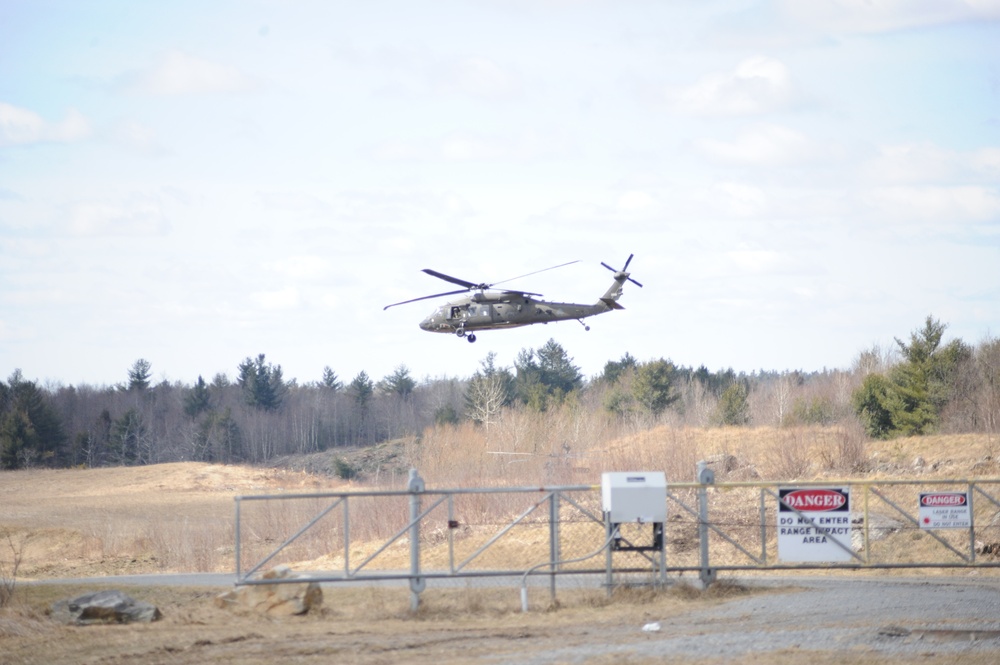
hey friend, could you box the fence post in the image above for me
[549,491,560,604]
[969,482,976,562]
[408,469,426,611]
[234,496,242,582]
[696,461,716,588]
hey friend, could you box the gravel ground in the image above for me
[515,576,1000,663]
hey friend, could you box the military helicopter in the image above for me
[384,254,642,343]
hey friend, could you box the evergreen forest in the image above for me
[2,317,999,471]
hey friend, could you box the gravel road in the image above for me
[516,575,1000,663]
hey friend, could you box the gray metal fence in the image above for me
[233,466,1000,609]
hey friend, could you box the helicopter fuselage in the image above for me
[419,293,613,335]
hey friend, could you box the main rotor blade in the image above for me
[383,289,468,310]
[498,289,544,298]
[422,269,481,290]
[492,260,580,287]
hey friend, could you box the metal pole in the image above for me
[863,484,870,564]
[605,512,614,597]
[343,496,350,577]
[759,488,767,564]
[448,493,456,574]
[235,497,242,582]
[659,520,667,587]
[969,482,976,563]
[549,491,560,604]
[408,469,426,611]
[696,461,716,588]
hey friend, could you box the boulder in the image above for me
[851,513,904,551]
[50,590,162,625]
[215,565,322,616]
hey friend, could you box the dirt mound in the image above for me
[267,439,412,482]
[0,463,347,579]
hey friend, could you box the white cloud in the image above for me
[547,202,603,224]
[108,119,163,154]
[257,191,332,217]
[440,134,507,161]
[267,256,331,280]
[431,56,521,101]
[867,185,1000,224]
[696,124,828,166]
[122,51,257,95]
[375,128,574,163]
[616,191,657,213]
[779,0,1000,34]
[726,249,786,274]
[68,197,169,236]
[972,148,1000,175]
[665,57,800,116]
[703,182,770,217]
[251,287,300,310]
[864,143,1000,184]
[0,102,91,147]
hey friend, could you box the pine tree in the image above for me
[633,359,681,415]
[852,316,970,438]
[127,359,152,391]
[349,371,374,410]
[715,381,750,426]
[379,365,416,398]
[600,353,638,384]
[184,376,211,419]
[0,372,67,468]
[852,374,895,439]
[237,354,286,411]
[321,366,342,392]
[514,339,582,409]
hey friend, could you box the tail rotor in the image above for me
[601,254,643,287]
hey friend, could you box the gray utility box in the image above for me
[601,471,667,524]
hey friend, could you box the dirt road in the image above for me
[5,574,999,664]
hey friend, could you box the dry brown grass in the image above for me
[2,429,1000,663]
[1,428,999,582]
[0,579,775,665]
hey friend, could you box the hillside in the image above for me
[1,429,998,580]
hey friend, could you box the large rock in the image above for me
[50,590,162,625]
[215,565,322,616]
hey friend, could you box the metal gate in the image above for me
[233,466,1000,608]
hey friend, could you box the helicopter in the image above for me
[383,254,642,343]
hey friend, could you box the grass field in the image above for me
[2,427,999,664]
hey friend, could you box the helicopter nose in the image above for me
[419,316,432,331]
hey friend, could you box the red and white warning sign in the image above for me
[918,492,971,529]
[777,488,853,562]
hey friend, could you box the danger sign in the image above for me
[777,488,853,562]
[919,492,971,529]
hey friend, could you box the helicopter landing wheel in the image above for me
[467,334,477,343]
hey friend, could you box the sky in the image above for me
[1,0,999,389]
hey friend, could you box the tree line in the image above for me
[2,317,999,471]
